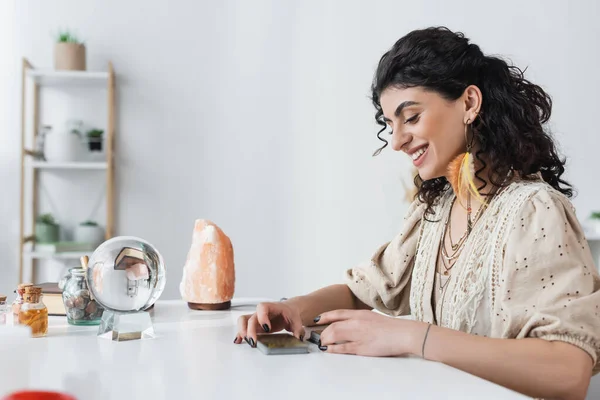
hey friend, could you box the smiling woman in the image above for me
[235,27,600,400]
[371,27,569,219]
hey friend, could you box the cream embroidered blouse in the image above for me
[345,180,600,372]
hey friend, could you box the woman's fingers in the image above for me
[233,336,244,344]
[256,303,277,333]
[235,314,250,344]
[246,313,268,347]
[319,320,356,346]
[323,342,357,355]
[314,309,367,325]
[288,313,306,341]
[235,303,306,346]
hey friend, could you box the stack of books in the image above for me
[37,282,66,316]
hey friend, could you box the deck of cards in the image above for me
[256,333,309,355]
[308,329,323,345]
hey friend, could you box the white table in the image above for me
[0,299,528,400]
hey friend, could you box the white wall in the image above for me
[3,0,600,296]
[4,0,600,296]
[0,1,19,289]
[3,0,600,398]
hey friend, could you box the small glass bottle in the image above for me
[0,294,7,325]
[18,286,48,337]
[12,283,33,325]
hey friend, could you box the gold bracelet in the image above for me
[421,323,432,359]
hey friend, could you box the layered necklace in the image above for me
[435,192,488,326]
[438,193,487,291]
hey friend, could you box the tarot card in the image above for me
[256,333,309,355]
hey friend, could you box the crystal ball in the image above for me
[86,236,166,313]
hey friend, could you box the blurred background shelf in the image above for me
[24,251,91,260]
[19,58,116,284]
[26,69,109,87]
[28,161,108,170]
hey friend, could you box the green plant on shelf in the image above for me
[37,213,58,226]
[86,129,104,151]
[80,220,99,226]
[56,30,82,44]
[86,129,104,138]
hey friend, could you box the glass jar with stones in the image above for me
[60,268,104,325]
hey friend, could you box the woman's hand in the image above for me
[234,302,305,347]
[314,309,425,357]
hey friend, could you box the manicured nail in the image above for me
[249,338,256,347]
[234,337,238,343]
[244,336,250,345]
[319,345,328,351]
[300,334,304,342]
[313,316,321,323]
[262,324,270,333]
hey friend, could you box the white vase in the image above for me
[74,225,105,248]
[44,129,83,162]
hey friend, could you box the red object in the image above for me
[2,391,76,400]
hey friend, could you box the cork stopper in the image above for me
[0,295,7,302]
[80,255,89,270]
[18,283,33,290]
[16,283,34,297]
[23,286,42,303]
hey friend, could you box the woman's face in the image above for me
[380,86,469,181]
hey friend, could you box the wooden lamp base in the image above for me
[187,301,231,311]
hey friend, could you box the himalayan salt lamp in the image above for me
[180,220,235,310]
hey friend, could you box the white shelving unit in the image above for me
[26,69,109,87]
[28,161,108,170]
[585,234,600,272]
[19,58,116,284]
[24,251,91,260]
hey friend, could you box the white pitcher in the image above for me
[44,119,84,162]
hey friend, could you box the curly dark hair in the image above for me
[370,27,572,216]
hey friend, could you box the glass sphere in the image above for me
[86,236,166,313]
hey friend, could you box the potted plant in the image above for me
[86,129,104,152]
[35,214,60,243]
[74,220,105,248]
[54,30,86,71]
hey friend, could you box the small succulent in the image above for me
[80,220,99,226]
[56,30,81,44]
[86,129,104,138]
[590,212,600,220]
[37,213,58,225]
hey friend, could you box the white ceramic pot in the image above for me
[44,129,83,162]
[74,225,105,248]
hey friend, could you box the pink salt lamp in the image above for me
[180,220,235,310]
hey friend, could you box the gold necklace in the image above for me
[436,189,498,324]
[446,194,487,254]
[438,193,488,280]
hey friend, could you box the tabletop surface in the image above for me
[0,299,529,400]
